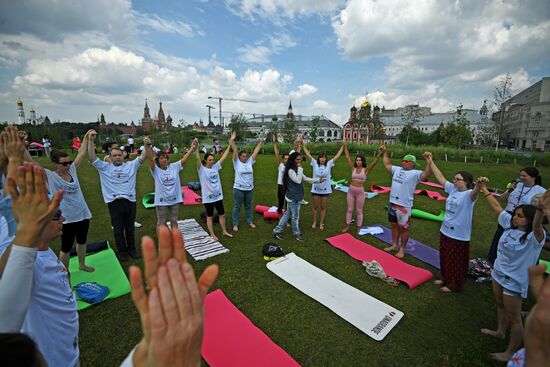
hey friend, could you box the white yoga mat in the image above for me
[177,219,229,260]
[267,253,404,341]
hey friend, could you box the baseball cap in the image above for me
[402,154,421,167]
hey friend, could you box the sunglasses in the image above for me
[52,209,63,221]
[57,161,73,167]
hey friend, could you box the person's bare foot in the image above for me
[223,232,233,238]
[341,225,349,233]
[286,223,291,228]
[440,286,452,293]
[434,280,444,285]
[249,223,256,229]
[395,249,405,258]
[312,223,317,229]
[319,224,324,230]
[480,328,505,339]
[211,234,219,241]
[232,225,238,232]
[384,245,398,252]
[79,265,95,272]
[491,352,514,362]
[356,226,361,234]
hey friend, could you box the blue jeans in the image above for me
[273,199,301,236]
[232,188,254,226]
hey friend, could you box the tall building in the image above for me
[17,98,25,124]
[496,77,550,151]
[28,107,37,125]
[140,99,172,132]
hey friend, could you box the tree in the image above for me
[399,105,422,146]
[309,116,320,143]
[228,113,248,141]
[282,117,299,143]
[492,73,513,151]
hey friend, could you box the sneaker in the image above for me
[273,232,283,240]
[301,199,308,205]
[128,250,142,260]
[118,252,129,262]
[295,235,306,242]
[134,221,143,228]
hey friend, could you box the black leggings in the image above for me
[277,184,286,214]
[204,200,225,217]
[61,219,90,252]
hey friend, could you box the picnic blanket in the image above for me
[177,219,229,260]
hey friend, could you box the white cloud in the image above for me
[131,10,204,38]
[225,0,344,22]
[313,99,330,109]
[289,84,317,99]
[237,33,297,64]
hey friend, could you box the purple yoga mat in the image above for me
[369,225,440,269]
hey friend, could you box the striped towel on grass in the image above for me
[177,219,230,260]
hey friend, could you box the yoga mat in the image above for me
[331,178,348,185]
[69,246,131,311]
[182,186,202,206]
[202,289,300,367]
[369,225,440,269]
[325,234,432,288]
[370,184,391,194]
[255,205,271,214]
[177,219,229,260]
[370,184,446,201]
[539,259,550,274]
[335,184,378,199]
[411,209,445,222]
[420,181,444,189]
[267,253,404,340]
[69,240,108,257]
[264,211,283,219]
[142,193,155,208]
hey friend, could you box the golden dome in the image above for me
[360,97,370,109]
[29,107,35,112]
[17,98,23,107]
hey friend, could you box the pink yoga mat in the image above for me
[202,289,300,367]
[325,234,433,288]
[420,181,444,189]
[370,184,391,194]
[255,205,270,214]
[370,184,446,201]
[181,186,202,205]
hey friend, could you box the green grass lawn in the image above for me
[36,154,550,367]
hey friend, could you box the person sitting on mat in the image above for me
[272,134,289,217]
[478,181,549,362]
[273,152,324,242]
[227,132,264,232]
[302,142,344,230]
[88,130,150,261]
[341,139,383,234]
[150,139,198,229]
[44,130,95,272]
[425,155,481,292]
[486,167,545,266]
[382,146,433,258]
[194,138,233,241]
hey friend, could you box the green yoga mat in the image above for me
[539,259,550,274]
[69,246,131,310]
[142,193,155,209]
[411,209,446,222]
[331,178,348,185]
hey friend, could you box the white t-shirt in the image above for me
[440,182,476,241]
[389,165,423,208]
[311,159,335,194]
[92,158,142,203]
[150,161,183,206]
[45,165,92,224]
[504,183,546,212]
[199,162,223,204]
[493,211,546,298]
[127,137,134,145]
[277,163,285,185]
[22,248,79,367]
[233,158,255,191]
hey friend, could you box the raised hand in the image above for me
[143,137,152,146]
[89,130,98,140]
[422,151,432,161]
[2,126,26,160]
[230,131,237,140]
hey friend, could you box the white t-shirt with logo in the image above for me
[21,248,79,367]
[199,162,223,204]
[504,183,546,212]
[277,163,285,185]
[233,158,255,191]
[311,159,335,194]
[92,158,142,203]
[389,165,423,208]
[440,182,476,241]
[150,161,183,206]
[45,165,92,224]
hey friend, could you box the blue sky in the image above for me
[1,0,549,126]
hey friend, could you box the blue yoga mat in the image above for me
[368,225,440,269]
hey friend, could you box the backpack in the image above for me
[74,282,110,305]
[188,181,201,191]
[468,258,492,280]
[262,243,284,261]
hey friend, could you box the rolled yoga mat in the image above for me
[69,245,131,310]
[331,178,348,185]
[267,252,404,341]
[142,193,155,208]
[411,209,446,222]
[369,225,440,269]
[325,233,433,288]
[255,205,270,214]
[202,289,300,367]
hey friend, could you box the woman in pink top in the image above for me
[341,140,383,233]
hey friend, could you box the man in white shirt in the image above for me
[127,135,135,151]
[88,130,150,261]
[382,147,432,258]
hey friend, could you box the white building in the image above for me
[17,98,25,124]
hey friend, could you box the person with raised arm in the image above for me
[88,130,150,261]
[272,134,290,217]
[425,155,481,292]
[478,181,549,363]
[381,146,433,258]
[228,134,264,232]
[194,136,233,241]
[150,139,198,229]
[341,140,383,234]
